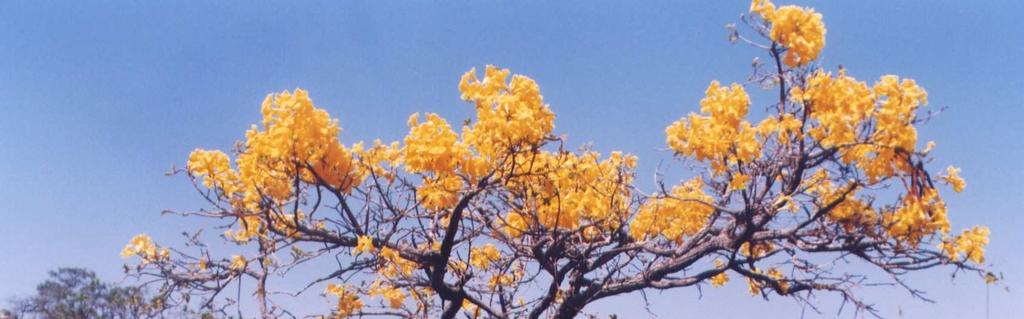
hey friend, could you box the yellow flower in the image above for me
[500,212,529,237]
[230,255,247,271]
[326,284,363,318]
[740,241,774,259]
[402,113,466,175]
[729,173,750,191]
[488,274,516,291]
[666,81,760,170]
[751,0,826,67]
[884,188,949,246]
[941,166,966,193]
[353,235,375,256]
[710,259,729,287]
[630,177,714,242]
[378,247,416,278]
[187,149,239,195]
[766,267,789,294]
[954,226,990,264]
[792,70,874,150]
[460,65,555,158]
[470,244,501,269]
[120,234,165,263]
[416,174,464,212]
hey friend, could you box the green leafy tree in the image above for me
[7,268,156,319]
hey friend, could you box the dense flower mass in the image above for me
[751,0,826,67]
[666,81,760,172]
[630,177,714,242]
[459,65,555,158]
[501,149,637,237]
[122,3,992,316]
[790,70,875,149]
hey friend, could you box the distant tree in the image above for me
[8,268,156,319]
[122,0,995,318]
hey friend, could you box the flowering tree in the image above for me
[122,1,993,318]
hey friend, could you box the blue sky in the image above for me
[1,1,1022,317]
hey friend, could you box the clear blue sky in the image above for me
[1,1,1021,318]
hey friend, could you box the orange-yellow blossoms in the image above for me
[949,226,990,264]
[326,284,363,318]
[120,234,169,263]
[710,259,729,287]
[354,235,375,256]
[942,166,966,193]
[181,90,373,243]
[751,0,826,67]
[470,244,501,269]
[667,81,760,172]
[502,150,637,237]
[459,65,555,158]
[630,177,714,242]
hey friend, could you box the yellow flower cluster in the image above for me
[755,113,802,145]
[187,149,239,195]
[469,244,501,269]
[351,139,401,182]
[184,90,373,242]
[459,65,555,158]
[884,188,949,247]
[326,284,363,318]
[666,81,760,172]
[630,177,714,242]
[240,89,361,202]
[751,0,826,67]
[740,241,775,259]
[729,173,750,191]
[488,273,516,291]
[500,211,530,238]
[229,255,247,271]
[745,267,787,296]
[941,166,966,193]
[791,70,874,149]
[120,234,169,263]
[805,170,877,231]
[353,235,374,256]
[857,75,928,181]
[378,247,417,279]
[710,259,729,287]
[403,113,465,175]
[792,71,931,182]
[503,150,637,237]
[223,215,261,242]
[942,226,990,264]
[416,174,464,212]
[399,65,559,213]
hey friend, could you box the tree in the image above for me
[7,268,156,319]
[122,1,993,318]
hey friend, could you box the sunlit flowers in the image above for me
[120,234,169,263]
[666,81,760,172]
[353,235,375,256]
[751,0,826,67]
[326,284,363,318]
[942,166,966,193]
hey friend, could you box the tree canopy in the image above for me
[122,0,992,318]
[6,268,155,319]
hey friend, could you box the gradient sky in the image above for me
[1,1,1022,318]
